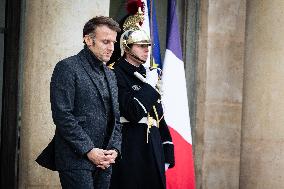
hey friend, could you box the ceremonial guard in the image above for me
[109,2,175,189]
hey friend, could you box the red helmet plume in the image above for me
[126,0,145,15]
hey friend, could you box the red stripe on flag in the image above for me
[166,126,195,189]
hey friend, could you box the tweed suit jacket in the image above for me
[50,48,121,171]
[36,48,122,189]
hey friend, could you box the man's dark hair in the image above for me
[83,16,121,38]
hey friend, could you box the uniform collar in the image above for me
[117,58,146,76]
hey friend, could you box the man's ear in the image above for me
[84,35,93,46]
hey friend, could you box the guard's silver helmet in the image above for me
[120,29,151,56]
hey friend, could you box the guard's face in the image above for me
[129,44,150,64]
[85,25,117,63]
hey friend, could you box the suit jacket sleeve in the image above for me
[50,60,94,156]
[108,119,122,157]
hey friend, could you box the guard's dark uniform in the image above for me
[109,58,175,189]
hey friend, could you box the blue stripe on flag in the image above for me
[166,0,182,60]
[147,0,162,68]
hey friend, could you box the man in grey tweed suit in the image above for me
[36,16,122,189]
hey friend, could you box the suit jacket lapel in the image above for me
[78,52,106,111]
[104,67,117,116]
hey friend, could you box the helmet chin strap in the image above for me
[125,46,146,64]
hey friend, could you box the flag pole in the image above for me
[149,0,154,68]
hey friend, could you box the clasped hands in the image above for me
[87,148,118,169]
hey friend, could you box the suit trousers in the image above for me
[59,169,98,189]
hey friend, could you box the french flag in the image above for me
[142,0,195,188]
[162,0,196,188]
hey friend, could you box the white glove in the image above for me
[134,71,147,83]
[156,79,163,95]
[134,69,160,92]
[165,163,170,171]
[145,68,159,88]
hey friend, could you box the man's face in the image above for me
[86,25,117,63]
[128,44,150,65]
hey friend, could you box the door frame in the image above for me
[0,0,22,188]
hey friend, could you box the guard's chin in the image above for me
[141,57,148,62]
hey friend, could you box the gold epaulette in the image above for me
[108,62,115,69]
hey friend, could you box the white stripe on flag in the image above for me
[162,49,192,144]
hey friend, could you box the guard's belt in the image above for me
[120,117,158,127]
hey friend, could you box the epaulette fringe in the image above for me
[108,62,115,69]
